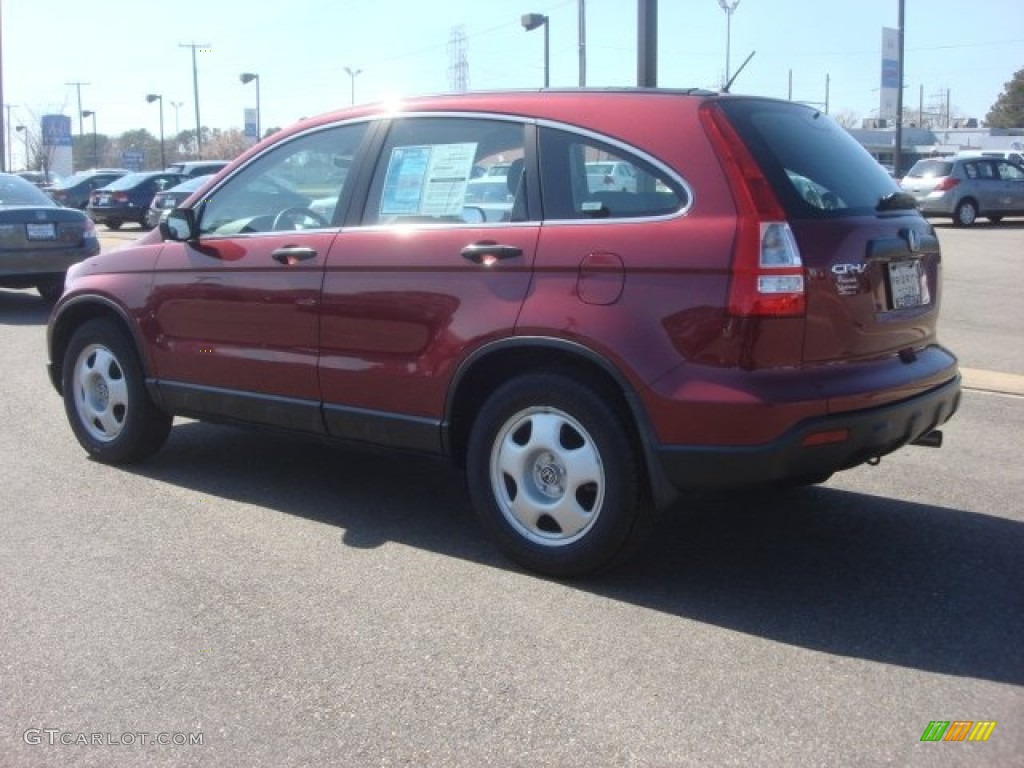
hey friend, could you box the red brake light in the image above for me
[112,192,129,203]
[934,177,959,191]
[699,103,805,317]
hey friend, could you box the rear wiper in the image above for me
[877,191,917,211]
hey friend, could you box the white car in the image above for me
[586,161,637,193]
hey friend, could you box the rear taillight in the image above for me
[699,103,806,317]
[112,192,129,203]
[82,218,97,238]
[934,177,959,191]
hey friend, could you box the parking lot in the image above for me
[1,223,1021,767]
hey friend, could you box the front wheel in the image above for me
[466,373,652,577]
[62,319,172,463]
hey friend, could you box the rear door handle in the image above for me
[272,246,318,264]
[461,241,522,265]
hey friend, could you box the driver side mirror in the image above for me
[161,208,198,242]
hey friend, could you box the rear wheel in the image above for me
[105,220,123,231]
[952,199,978,227]
[466,372,653,577]
[62,319,172,463]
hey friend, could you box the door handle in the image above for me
[461,241,522,265]
[272,246,318,264]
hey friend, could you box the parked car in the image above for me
[87,171,186,230]
[0,173,99,301]
[955,149,1024,166]
[47,90,960,577]
[16,170,62,188]
[46,169,130,210]
[463,177,515,221]
[144,174,214,229]
[586,160,638,192]
[164,160,229,178]
[899,155,1024,226]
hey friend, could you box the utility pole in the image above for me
[637,0,657,87]
[0,5,5,173]
[893,0,905,176]
[578,0,586,86]
[179,42,210,159]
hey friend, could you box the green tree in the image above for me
[985,67,1024,128]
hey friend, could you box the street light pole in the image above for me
[81,110,97,168]
[240,73,260,140]
[344,66,362,106]
[718,0,740,87]
[170,101,183,136]
[15,124,28,170]
[179,42,210,158]
[521,14,550,88]
[4,104,14,171]
[65,81,89,170]
[146,94,165,168]
[578,0,586,86]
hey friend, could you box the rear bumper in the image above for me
[654,374,961,490]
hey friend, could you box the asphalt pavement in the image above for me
[0,219,1021,767]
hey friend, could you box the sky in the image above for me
[2,0,1022,168]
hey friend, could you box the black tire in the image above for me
[62,318,172,464]
[952,199,978,227]
[105,220,123,231]
[466,372,653,578]
[36,277,65,303]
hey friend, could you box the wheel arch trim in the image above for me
[443,335,680,510]
[47,295,153,398]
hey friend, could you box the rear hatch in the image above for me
[716,98,940,364]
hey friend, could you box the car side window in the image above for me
[362,117,527,225]
[976,161,995,180]
[538,126,686,220]
[197,123,367,236]
[963,163,978,180]
[997,162,1024,181]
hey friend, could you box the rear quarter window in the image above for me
[538,126,688,220]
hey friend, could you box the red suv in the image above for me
[47,90,960,577]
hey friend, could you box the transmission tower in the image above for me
[448,25,469,92]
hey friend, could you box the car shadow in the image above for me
[0,290,53,325]
[122,420,1022,687]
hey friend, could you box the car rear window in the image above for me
[104,174,150,190]
[0,176,55,206]
[907,160,953,178]
[717,98,901,217]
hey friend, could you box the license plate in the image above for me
[98,195,110,205]
[888,260,923,309]
[26,222,57,241]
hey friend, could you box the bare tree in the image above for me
[831,109,859,129]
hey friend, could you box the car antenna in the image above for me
[722,51,755,93]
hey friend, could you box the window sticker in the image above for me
[380,143,477,217]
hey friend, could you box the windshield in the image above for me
[718,98,904,216]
